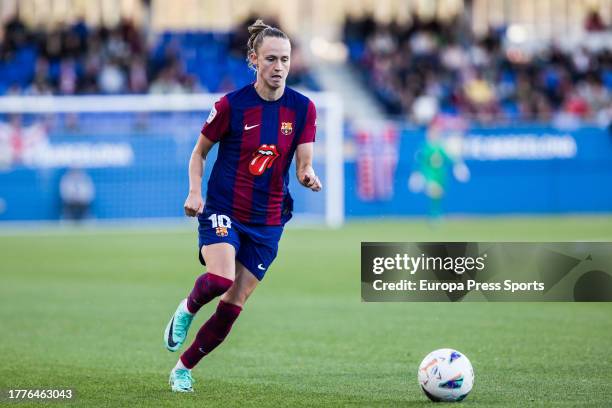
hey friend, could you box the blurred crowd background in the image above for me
[1,0,610,125]
[0,0,611,223]
[0,14,317,97]
[343,11,611,124]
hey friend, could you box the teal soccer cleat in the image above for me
[169,368,194,392]
[164,299,194,352]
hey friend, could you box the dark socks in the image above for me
[180,300,243,369]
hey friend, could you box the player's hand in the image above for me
[453,163,470,182]
[299,171,322,192]
[184,192,204,217]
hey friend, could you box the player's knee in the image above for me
[221,285,254,308]
[222,295,245,308]
[199,272,234,297]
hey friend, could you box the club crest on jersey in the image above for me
[215,226,228,237]
[249,144,279,176]
[281,122,293,135]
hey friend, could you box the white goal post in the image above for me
[0,92,344,227]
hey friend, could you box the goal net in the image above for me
[0,93,344,227]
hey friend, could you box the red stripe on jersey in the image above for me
[297,100,316,144]
[232,106,263,223]
[201,96,231,142]
[266,106,296,225]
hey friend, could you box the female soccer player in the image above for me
[163,19,322,392]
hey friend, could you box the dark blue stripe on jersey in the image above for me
[250,103,279,224]
[281,96,308,188]
[227,102,250,220]
[205,101,243,218]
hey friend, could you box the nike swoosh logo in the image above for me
[257,264,266,270]
[167,316,178,348]
[244,124,260,131]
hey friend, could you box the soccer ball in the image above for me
[417,348,474,402]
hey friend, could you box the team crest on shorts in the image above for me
[215,226,228,237]
[281,122,293,135]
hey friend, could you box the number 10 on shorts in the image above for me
[208,213,231,237]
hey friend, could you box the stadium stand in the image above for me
[342,12,612,124]
[0,16,319,96]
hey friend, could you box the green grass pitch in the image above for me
[1,216,612,407]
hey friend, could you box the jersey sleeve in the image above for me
[201,96,231,142]
[297,100,316,145]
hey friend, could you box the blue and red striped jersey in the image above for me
[201,83,316,226]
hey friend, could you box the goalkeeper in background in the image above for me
[408,115,470,219]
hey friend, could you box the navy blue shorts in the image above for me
[197,209,284,280]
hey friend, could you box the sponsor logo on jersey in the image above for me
[249,144,279,176]
[281,122,293,135]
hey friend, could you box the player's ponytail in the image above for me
[246,19,289,72]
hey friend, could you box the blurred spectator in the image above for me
[128,55,148,93]
[98,59,127,93]
[149,64,185,94]
[60,168,95,221]
[1,15,27,60]
[25,75,53,96]
[461,69,499,122]
[578,74,610,113]
[59,58,78,94]
[585,9,607,32]
[182,74,204,93]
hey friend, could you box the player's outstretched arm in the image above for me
[184,133,215,216]
[295,142,322,192]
